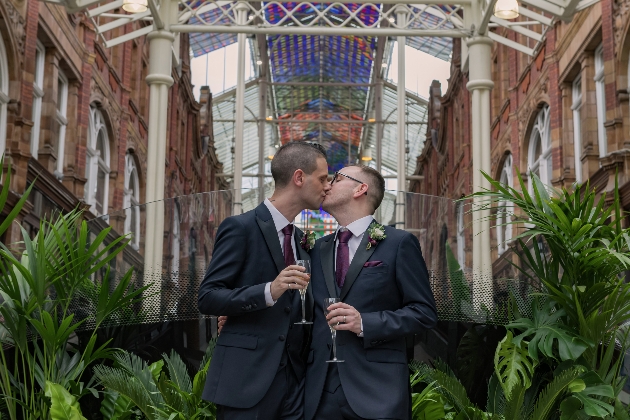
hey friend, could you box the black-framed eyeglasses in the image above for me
[331,171,368,195]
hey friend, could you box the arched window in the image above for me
[124,153,140,250]
[171,204,181,284]
[85,106,110,217]
[0,30,9,154]
[497,153,513,255]
[456,202,465,268]
[528,105,552,191]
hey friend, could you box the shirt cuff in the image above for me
[358,319,364,337]
[264,282,276,307]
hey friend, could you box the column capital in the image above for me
[146,30,175,43]
[466,79,495,90]
[146,74,174,87]
[465,36,494,48]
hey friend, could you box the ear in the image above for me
[353,183,368,198]
[293,169,306,187]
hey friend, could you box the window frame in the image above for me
[527,105,552,191]
[594,44,607,159]
[54,70,69,180]
[85,106,111,218]
[456,201,465,268]
[572,76,583,183]
[497,153,513,255]
[30,41,45,157]
[124,153,141,250]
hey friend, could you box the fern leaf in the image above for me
[431,370,474,413]
[528,367,584,420]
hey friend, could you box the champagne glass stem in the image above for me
[331,328,338,361]
[301,295,306,322]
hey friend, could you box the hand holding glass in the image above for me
[324,298,344,362]
[295,260,312,325]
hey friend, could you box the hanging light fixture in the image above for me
[361,148,373,161]
[494,0,519,19]
[122,0,148,13]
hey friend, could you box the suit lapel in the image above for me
[340,221,378,300]
[319,236,337,298]
[255,205,285,274]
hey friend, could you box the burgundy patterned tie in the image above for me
[335,229,353,288]
[281,224,296,267]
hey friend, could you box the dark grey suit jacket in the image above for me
[198,202,313,408]
[304,222,437,420]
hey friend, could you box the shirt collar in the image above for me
[263,198,292,232]
[335,215,374,240]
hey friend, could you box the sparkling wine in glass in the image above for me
[323,298,344,362]
[295,260,312,325]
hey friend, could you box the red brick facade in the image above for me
[412,0,630,277]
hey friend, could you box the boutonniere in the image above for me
[300,230,316,251]
[366,223,386,250]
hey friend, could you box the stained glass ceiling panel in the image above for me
[189,7,238,56]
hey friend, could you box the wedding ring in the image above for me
[344,316,346,323]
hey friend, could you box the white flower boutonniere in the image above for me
[300,230,316,252]
[366,223,386,250]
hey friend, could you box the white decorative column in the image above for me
[258,78,267,203]
[144,0,175,286]
[233,1,248,215]
[395,6,407,230]
[466,35,494,305]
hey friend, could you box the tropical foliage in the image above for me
[0,159,149,420]
[93,341,217,420]
[411,170,630,419]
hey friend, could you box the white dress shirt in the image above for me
[263,198,298,306]
[334,215,374,336]
[333,215,374,270]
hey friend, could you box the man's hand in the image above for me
[326,302,362,335]
[217,315,227,335]
[270,265,310,301]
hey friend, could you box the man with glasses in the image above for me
[198,142,330,420]
[304,164,437,420]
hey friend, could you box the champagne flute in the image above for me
[295,260,312,325]
[323,298,344,362]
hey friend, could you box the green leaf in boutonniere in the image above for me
[300,230,316,251]
[366,223,386,250]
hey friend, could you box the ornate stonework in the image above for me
[2,0,25,65]
[614,0,630,53]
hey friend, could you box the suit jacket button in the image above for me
[279,335,286,341]
[285,307,291,314]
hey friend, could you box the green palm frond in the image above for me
[432,369,475,414]
[502,382,527,420]
[93,365,161,420]
[527,366,584,420]
[163,351,192,394]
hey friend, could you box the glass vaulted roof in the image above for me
[203,2,436,177]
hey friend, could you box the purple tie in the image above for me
[335,229,353,288]
[281,224,296,267]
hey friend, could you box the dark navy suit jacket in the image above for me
[198,203,313,408]
[305,222,437,420]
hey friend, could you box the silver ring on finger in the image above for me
[289,283,291,289]
[344,316,346,323]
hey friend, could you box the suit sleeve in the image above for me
[197,217,267,316]
[361,233,437,348]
